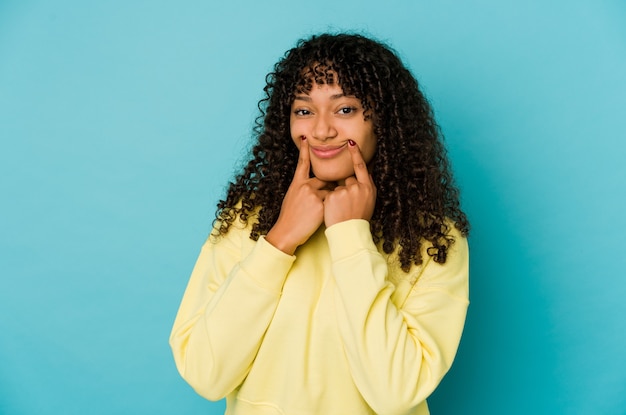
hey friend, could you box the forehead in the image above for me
[295,63,341,93]
[293,83,347,100]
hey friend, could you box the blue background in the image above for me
[1,1,625,414]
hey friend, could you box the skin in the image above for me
[289,84,377,183]
[265,84,377,255]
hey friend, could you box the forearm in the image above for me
[170,235,295,399]
[326,220,469,414]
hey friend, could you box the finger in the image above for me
[347,140,370,184]
[343,176,358,186]
[294,136,311,181]
[316,189,331,201]
[309,177,332,190]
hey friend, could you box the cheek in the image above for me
[291,132,308,151]
[361,135,378,164]
[363,149,376,166]
[358,122,377,162]
[290,116,304,135]
[291,136,301,151]
[290,121,304,148]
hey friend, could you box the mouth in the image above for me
[310,143,348,159]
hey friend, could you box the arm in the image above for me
[169,224,295,400]
[171,137,328,398]
[326,220,469,415]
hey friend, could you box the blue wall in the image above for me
[1,1,624,414]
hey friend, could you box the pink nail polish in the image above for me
[348,139,355,146]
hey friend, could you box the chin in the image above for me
[312,169,353,183]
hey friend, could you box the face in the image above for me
[290,83,377,183]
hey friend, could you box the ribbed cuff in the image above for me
[324,219,377,262]
[239,235,295,294]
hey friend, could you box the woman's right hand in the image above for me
[266,137,330,255]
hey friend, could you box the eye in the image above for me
[337,106,357,115]
[294,109,311,116]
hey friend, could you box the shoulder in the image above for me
[383,220,468,285]
[412,222,469,299]
[209,202,262,244]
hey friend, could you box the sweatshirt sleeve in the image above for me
[169,224,296,400]
[325,219,469,415]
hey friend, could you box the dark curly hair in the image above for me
[215,32,469,271]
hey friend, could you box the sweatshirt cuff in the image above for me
[324,219,378,261]
[239,235,295,294]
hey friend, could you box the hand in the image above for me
[266,137,331,255]
[324,140,377,227]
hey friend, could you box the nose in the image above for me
[312,113,338,141]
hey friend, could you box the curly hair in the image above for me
[215,33,469,271]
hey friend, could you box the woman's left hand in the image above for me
[324,140,377,227]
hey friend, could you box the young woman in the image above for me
[170,33,470,415]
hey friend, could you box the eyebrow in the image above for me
[293,93,352,102]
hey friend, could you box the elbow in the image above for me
[365,355,448,415]
[172,352,231,402]
[170,333,230,401]
[189,380,227,402]
[367,400,425,415]
[366,384,436,415]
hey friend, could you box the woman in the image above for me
[170,32,470,415]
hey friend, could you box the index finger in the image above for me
[294,136,311,181]
[347,140,371,184]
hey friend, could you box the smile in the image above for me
[310,143,348,159]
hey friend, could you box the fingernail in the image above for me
[348,139,355,146]
[301,135,307,141]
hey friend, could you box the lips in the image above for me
[310,143,348,159]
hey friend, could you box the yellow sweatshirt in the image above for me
[170,219,469,415]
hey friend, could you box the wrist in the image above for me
[266,228,298,255]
